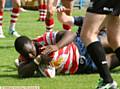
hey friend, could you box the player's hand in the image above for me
[56,6,66,12]
[41,45,59,55]
[56,6,70,13]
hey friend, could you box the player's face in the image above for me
[23,42,37,59]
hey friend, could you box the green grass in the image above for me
[0,8,120,89]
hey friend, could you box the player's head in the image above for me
[14,36,37,59]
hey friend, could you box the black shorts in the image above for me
[87,0,120,16]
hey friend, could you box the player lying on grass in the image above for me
[14,29,120,78]
[14,6,120,78]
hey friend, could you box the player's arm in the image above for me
[18,54,52,78]
[56,28,112,53]
[41,31,76,55]
[55,30,76,47]
[57,6,84,26]
[57,9,74,26]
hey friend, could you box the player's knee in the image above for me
[0,9,4,12]
[80,32,92,44]
[47,10,54,18]
[13,3,21,8]
[0,5,4,11]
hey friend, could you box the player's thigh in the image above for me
[80,12,106,46]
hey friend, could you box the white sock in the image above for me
[9,23,16,31]
[0,26,3,34]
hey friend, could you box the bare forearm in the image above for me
[56,31,76,49]
[57,12,74,26]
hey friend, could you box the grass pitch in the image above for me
[0,8,120,89]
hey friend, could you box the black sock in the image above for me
[87,41,113,83]
[115,47,120,62]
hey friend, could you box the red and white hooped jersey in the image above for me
[34,31,80,77]
[34,31,57,46]
[50,42,80,74]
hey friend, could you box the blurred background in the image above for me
[5,0,90,10]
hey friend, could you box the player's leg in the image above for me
[106,53,120,70]
[80,0,119,88]
[0,0,5,38]
[80,12,116,88]
[107,15,120,68]
[57,7,84,27]
[9,0,21,37]
[45,0,56,32]
[61,0,74,31]
[38,0,47,21]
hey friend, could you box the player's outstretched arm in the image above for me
[41,31,76,55]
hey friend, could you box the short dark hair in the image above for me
[14,36,32,54]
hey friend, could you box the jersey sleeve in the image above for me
[42,31,58,45]
[33,31,58,46]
